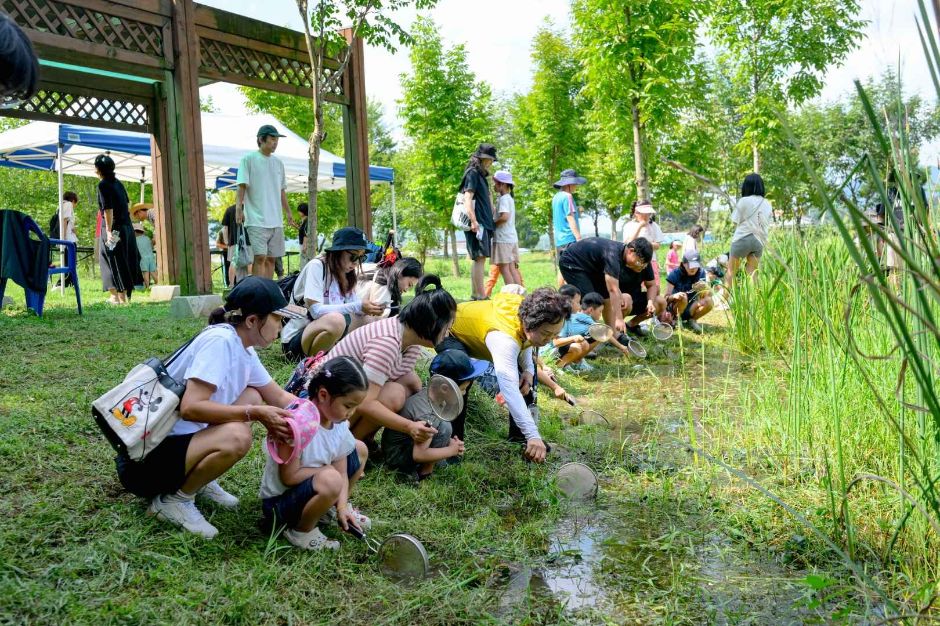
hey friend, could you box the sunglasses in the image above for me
[347,251,367,263]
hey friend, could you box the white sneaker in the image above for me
[285,527,339,551]
[197,480,239,509]
[318,506,337,526]
[148,495,218,539]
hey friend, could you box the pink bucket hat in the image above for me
[266,398,320,465]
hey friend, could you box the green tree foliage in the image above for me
[295,0,436,254]
[574,0,702,208]
[506,22,586,251]
[397,17,494,269]
[709,0,866,173]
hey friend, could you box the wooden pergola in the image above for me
[1,0,372,294]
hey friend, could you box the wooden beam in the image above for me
[28,30,171,78]
[340,30,371,238]
[36,66,156,100]
[55,0,171,25]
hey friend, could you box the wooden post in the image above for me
[152,0,211,294]
[341,29,372,238]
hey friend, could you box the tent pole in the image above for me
[140,167,145,204]
[391,183,397,248]
[57,142,65,295]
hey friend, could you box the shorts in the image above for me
[115,433,194,498]
[381,419,453,474]
[246,225,286,258]
[558,263,608,299]
[282,331,306,363]
[492,242,519,265]
[139,255,157,273]
[261,449,361,529]
[465,228,492,259]
[681,292,700,321]
[622,290,648,316]
[729,234,763,259]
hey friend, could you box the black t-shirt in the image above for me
[221,204,250,246]
[97,178,131,227]
[459,167,495,230]
[559,237,626,281]
[298,217,307,246]
[619,262,655,294]
[666,266,705,295]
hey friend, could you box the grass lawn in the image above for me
[0,250,871,624]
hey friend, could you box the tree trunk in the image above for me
[449,228,460,277]
[548,227,557,267]
[442,230,450,259]
[593,209,599,237]
[752,142,761,174]
[631,98,650,204]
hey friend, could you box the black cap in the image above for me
[257,124,286,138]
[225,276,305,319]
[473,143,498,162]
[326,226,369,252]
[430,350,490,382]
[682,250,702,270]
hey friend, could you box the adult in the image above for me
[622,201,664,283]
[727,173,772,286]
[115,277,303,538]
[356,256,423,320]
[440,287,571,464]
[551,169,586,258]
[559,237,663,337]
[236,124,295,279]
[460,143,498,300]
[131,202,156,227]
[59,191,79,243]
[665,251,714,333]
[95,154,142,304]
[329,276,456,447]
[489,170,523,290]
[281,227,384,362]
[297,202,309,249]
[683,225,704,257]
[0,13,39,103]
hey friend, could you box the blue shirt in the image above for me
[666,266,705,295]
[552,191,579,248]
[561,312,595,338]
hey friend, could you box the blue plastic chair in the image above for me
[0,214,82,316]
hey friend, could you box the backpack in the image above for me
[277,271,300,304]
[47,212,60,239]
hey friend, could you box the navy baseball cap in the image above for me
[430,350,489,382]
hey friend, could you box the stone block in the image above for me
[169,295,223,319]
[150,285,181,302]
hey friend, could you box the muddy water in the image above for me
[508,329,829,623]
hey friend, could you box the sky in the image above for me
[200,0,932,142]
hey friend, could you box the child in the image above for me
[540,284,595,372]
[666,240,682,273]
[483,171,524,297]
[381,350,484,480]
[134,222,157,288]
[260,356,371,551]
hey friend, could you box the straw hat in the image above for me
[131,202,153,217]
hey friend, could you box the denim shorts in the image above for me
[261,449,361,529]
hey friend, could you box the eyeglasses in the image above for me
[347,251,367,263]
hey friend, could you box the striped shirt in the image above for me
[327,317,422,386]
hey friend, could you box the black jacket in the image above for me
[0,209,50,295]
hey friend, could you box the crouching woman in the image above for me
[115,277,302,539]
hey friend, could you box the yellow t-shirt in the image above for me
[450,292,527,360]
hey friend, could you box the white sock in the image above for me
[163,489,195,503]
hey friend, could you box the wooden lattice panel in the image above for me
[2,0,165,58]
[198,36,343,98]
[13,89,149,129]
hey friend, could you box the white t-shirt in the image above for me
[259,420,356,498]
[60,201,78,242]
[166,325,273,436]
[494,194,518,244]
[236,151,287,228]
[731,196,773,243]
[282,258,362,343]
[622,219,663,246]
[682,235,698,256]
[356,280,392,318]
